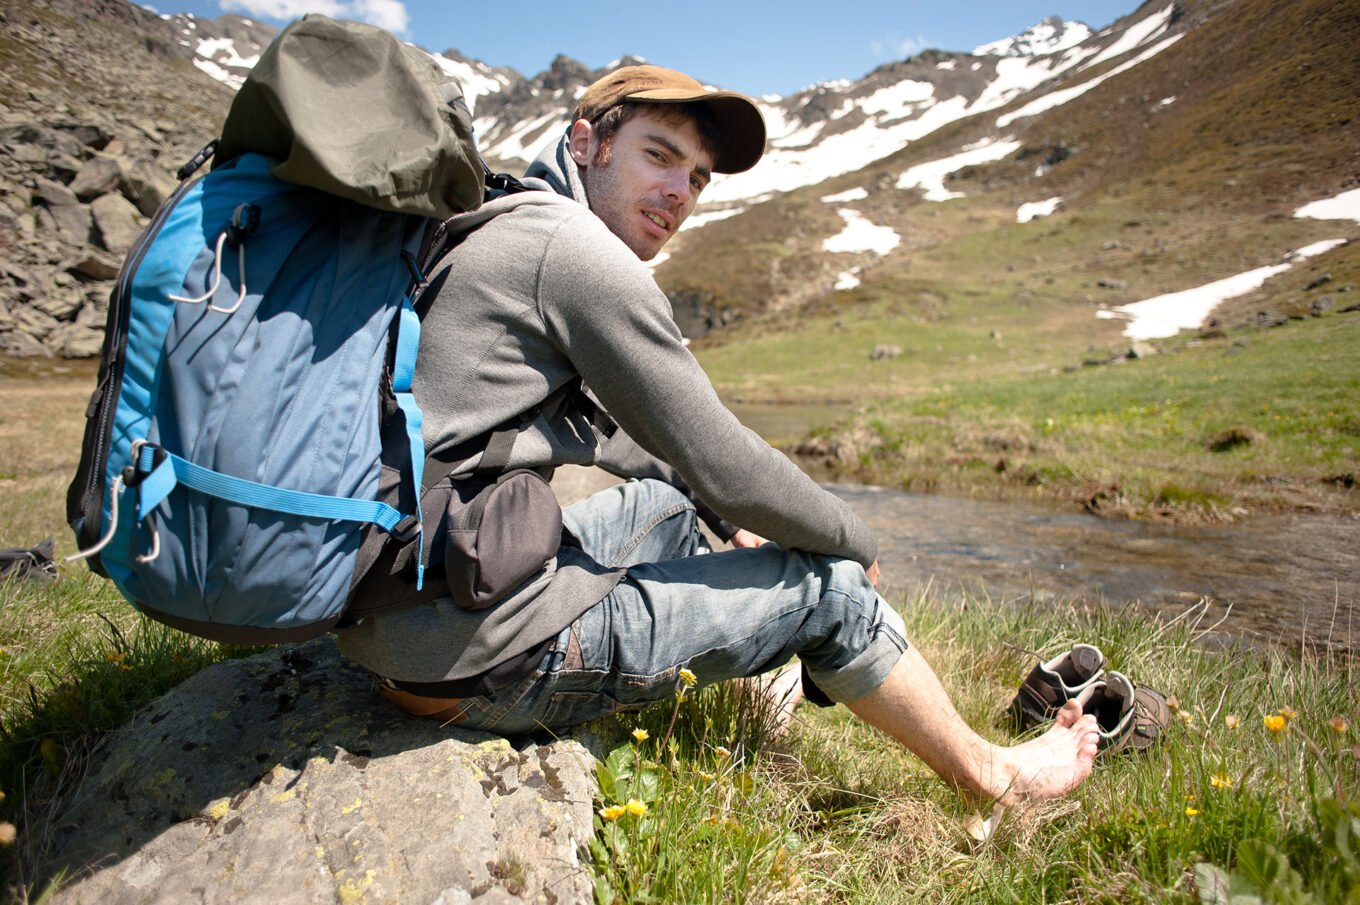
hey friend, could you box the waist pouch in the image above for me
[444,468,563,610]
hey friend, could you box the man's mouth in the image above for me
[642,210,671,234]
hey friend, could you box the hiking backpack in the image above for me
[65,15,531,643]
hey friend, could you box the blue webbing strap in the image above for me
[135,446,407,533]
[391,290,426,590]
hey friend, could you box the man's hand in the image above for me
[729,528,769,549]
[866,560,881,587]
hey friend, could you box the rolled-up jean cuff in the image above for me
[806,599,908,703]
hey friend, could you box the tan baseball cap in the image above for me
[573,65,767,174]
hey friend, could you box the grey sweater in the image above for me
[335,134,877,682]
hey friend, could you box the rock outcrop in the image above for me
[0,0,234,359]
[42,640,597,904]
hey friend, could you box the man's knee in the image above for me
[799,557,907,703]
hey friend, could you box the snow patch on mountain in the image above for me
[1097,240,1349,339]
[821,188,869,204]
[1295,188,1360,223]
[823,210,900,255]
[704,94,972,204]
[896,138,1021,201]
[431,54,512,112]
[973,15,1092,57]
[1080,3,1174,72]
[1017,197,1062,222]
[997,32,1183,127]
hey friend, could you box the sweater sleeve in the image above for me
[536,211,878,567]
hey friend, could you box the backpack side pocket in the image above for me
[445,469,562,610]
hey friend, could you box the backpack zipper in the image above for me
[70,171,209,552]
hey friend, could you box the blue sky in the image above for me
[152,0,1141,96]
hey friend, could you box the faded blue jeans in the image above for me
[452,478,908,735]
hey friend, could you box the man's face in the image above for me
[569,110,714,261]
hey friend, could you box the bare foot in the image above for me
[980,700,1100,806]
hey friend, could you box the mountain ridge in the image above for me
[0,0,1354,359]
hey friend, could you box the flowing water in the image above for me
[727,401,1360,649]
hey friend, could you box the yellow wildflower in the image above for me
[599,804,626,822]
[632,728,649,743]
[1224,714,1241,731]
[1166,695,1181,712]
[699,771,716,783]
[678,668,698,687]
[1185,807,1200,817]
[714,746,731,761]
[1211,773,1232,790]
[1278,705,1298,721]
[1327,718,1348,734]
[1263,714,1286,734]
[1177,711,1195,727]
[625,799,648,817]
[104,650,126,664]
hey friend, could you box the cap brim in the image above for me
[625,89,766,174]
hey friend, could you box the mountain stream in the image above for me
[727,402,1359,650]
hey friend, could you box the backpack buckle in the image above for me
[390,514,421,543]
[225,204,261,247]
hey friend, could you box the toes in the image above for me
[1053,699,1083,729]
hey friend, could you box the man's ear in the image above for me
[568,119,594,167]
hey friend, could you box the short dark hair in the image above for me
[587,101,723,167]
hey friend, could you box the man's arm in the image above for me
[537,215,877,568]
[594,422,740,542]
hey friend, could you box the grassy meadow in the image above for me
[692,197,1360,522]
[0,339,1356,901]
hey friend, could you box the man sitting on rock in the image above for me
[335,65,1099,807]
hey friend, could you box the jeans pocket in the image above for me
[540,665,679,730]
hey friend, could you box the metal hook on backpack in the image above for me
[65,475,126,563]
[135,515,161,564]
[168,204,259,314]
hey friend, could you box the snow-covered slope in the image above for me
[180,4,1181,210]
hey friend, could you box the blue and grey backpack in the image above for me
[65,15,529,643]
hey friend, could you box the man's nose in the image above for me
[662,169,692,206]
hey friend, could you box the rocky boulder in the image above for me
[41,640,598,904]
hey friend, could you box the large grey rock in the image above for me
[89,192,144,256]
[33,177,91,246]
[68,154,125,200]
[43,641,597,904]
[67,249,122,281]
[0,327,50,357]
[123,157,177,216]
[48,323,104,357]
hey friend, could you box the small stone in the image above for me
[1127,341,1157,359]
[69,250,122,281]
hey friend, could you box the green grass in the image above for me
[0,372,1356,903]
[596,590,1358,903]
[696,247,1360,520]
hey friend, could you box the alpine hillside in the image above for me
[0,0,1355,358]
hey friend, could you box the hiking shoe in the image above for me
[1073,671,1170,755]
[1011,643,1107,731]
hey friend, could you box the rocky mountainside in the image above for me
[0,0,235,357]
[0,0,1354,357]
